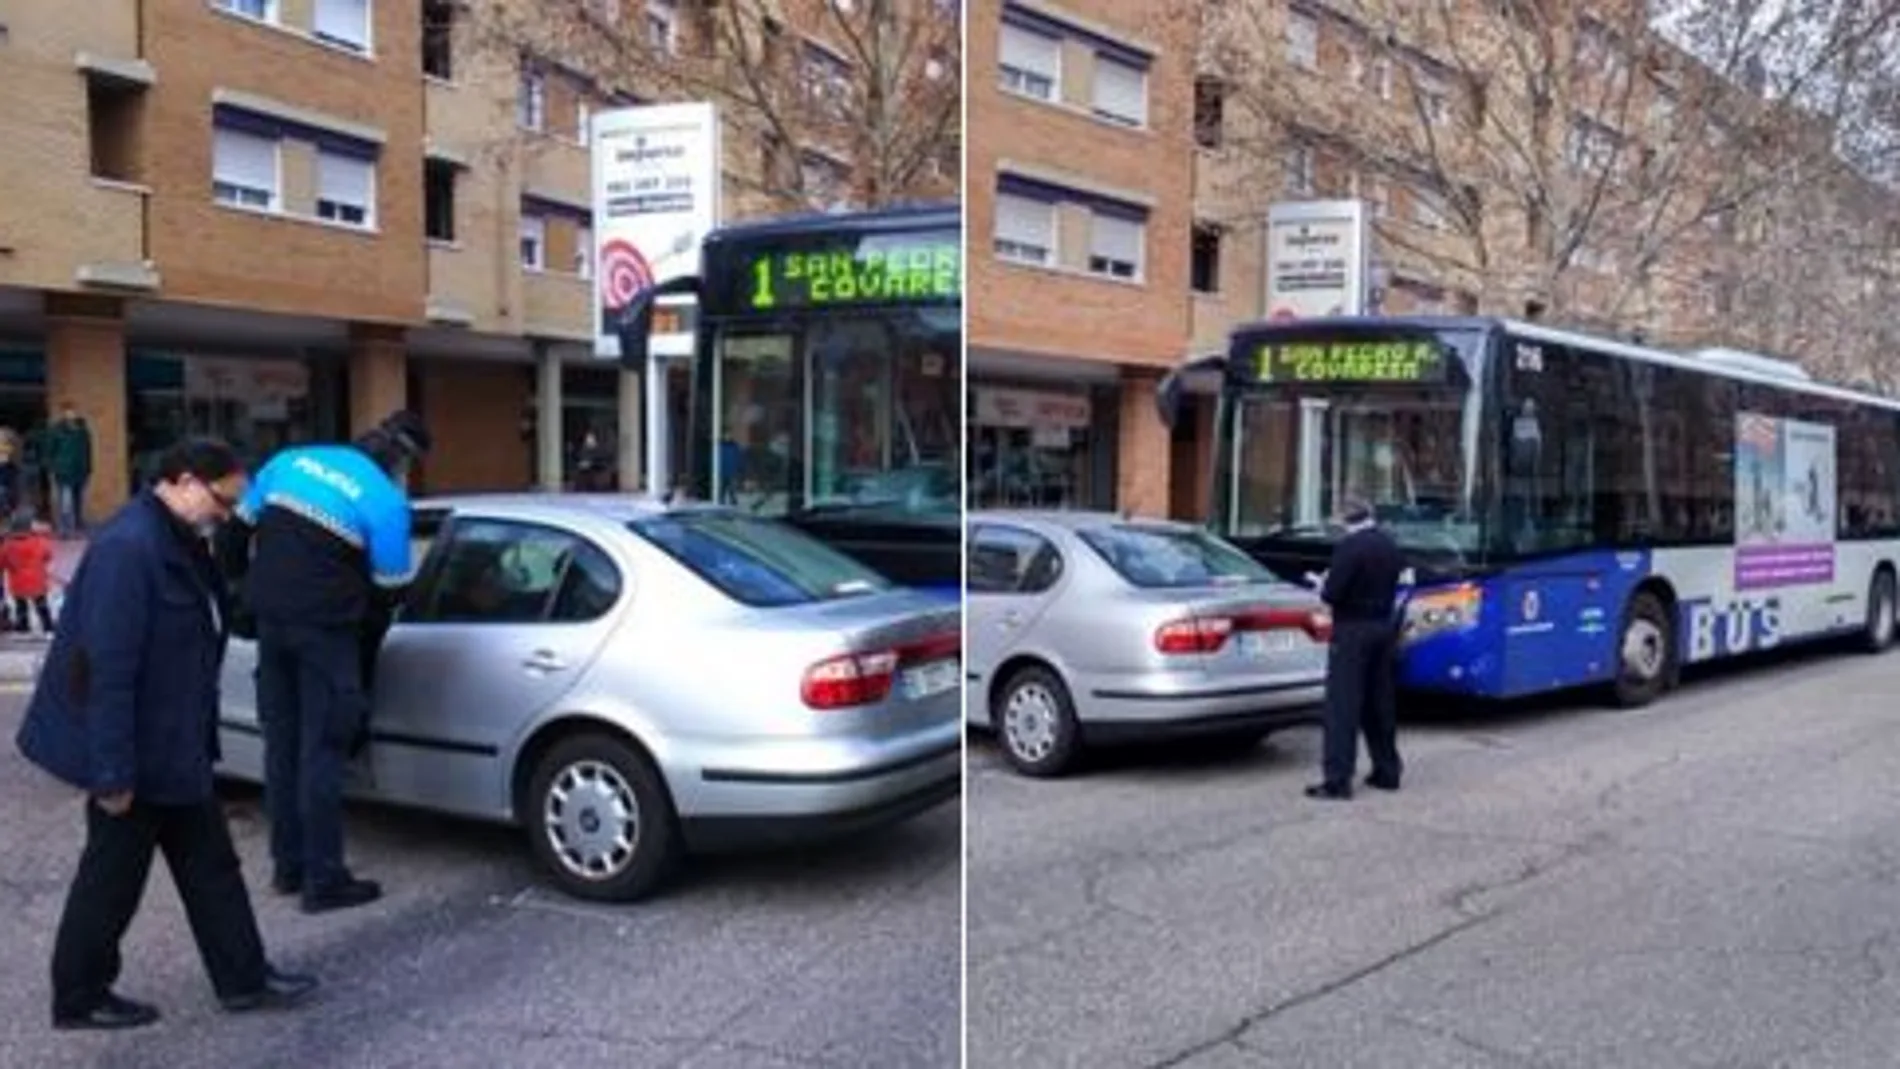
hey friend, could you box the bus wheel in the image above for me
[1613,592,1673,708]
[1863,570,1896,653]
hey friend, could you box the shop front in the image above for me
[967,381,1118,511]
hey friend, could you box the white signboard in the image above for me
[973,387,1092,430]
[1263,199,1369,321]
[590,102,720,360]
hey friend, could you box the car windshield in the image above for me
[1078,524,1277,589]
[629,511,893,607]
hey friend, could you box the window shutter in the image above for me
[313,0,370,49]
[995,194,1054,250]
[317,152,374,212]
[1090,213,1143,266]
[1092,58,1146,124]
[999,24,1059,80]
[213,128,278,193]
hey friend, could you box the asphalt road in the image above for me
[967,643,1900,1068]
[0,685,961,1069]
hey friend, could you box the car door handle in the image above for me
[522,650,567,672]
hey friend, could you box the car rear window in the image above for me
[1078,524,1276,589]
[629,511,894,607]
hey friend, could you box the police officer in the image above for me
[1304,496,1405,801]
[229,411,431,913]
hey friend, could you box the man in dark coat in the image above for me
[1305,496,1407,801]
[14,438,316,1031]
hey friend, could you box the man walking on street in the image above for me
[1305,496,1406,801]
[45,401,92,538]
[15,438,317,1030]
[228,411,430,914]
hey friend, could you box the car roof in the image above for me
[969,510,1198,533]
[411,492,727,524]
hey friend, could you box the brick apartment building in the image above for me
[971,0,1895,519]
[966,0,1200,519]
[0,0,936,521]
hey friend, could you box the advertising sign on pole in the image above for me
[1262,199,1370,321]
[590,102,720,360]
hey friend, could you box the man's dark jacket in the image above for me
[15,492,230,804]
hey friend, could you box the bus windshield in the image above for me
[709,307,961,521]
[1215,329,1491,560]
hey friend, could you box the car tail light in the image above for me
[1155,607,1332,654]
[801,629,961,709]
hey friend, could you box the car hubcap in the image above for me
[544,760,639,881]
[1622,618,1664,681]
[1002,683,1060,763]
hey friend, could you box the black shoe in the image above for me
[301,877,381,914]
[1364,774,1401,792]
[220,967,318,1013]
[53,992,160,1031]
[271,872,301,896]
[1304,783,1352,801]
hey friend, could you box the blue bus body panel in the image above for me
[1401,549,1652,699]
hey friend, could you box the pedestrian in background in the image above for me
[46,401,92,538]
[2,510,56,635]
[14,437,317,1031]
[227,410,431,914]
[1304,495,1406,801]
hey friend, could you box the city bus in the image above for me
[614,204,961,596]
[1157,315,1900,707]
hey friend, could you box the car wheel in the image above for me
[525,733,679,902]
[1862,570,1896,653]
[994,665,1081,777]
[1611,591,1673,709]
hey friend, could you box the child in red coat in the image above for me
[2,514,55,635]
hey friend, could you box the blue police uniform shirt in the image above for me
[237,444,415,624]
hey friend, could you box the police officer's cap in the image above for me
[380,410,433,458]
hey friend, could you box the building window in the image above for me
[211,127,279,211]
[1367,56,1393,99]
[1092,55,1147,128]
[1191,224,1221,294]
[313,0,372,52]
[87,78,143,184]
[518,70,546,130]
[994,192,1055,265]
[802,42,852,114]
[214,0,275,22]
[1416,73,1450,126]
[800,152,851,208]
[575,225,593,277]
[999,22,1059,100]
[424,159,456,241]
[1285,143,1314,194]
[648,0,679,53]
[520,215,546,270]
[422,0,454,79]
[1087,213,1144,281]
[315,151,375,228]
[1412,186,1447,230]
[1194,78,1224,148]
[576,100,592,143]
[1286,11,1318,69]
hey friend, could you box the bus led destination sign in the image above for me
[1258,339,1448,384]
[745,233,960,311]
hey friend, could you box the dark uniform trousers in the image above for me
[255,620,369,891]
[1321,617,1404,790]
[51,797,268,1017]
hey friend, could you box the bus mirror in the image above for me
[611,275,702,372]
[1156,370,1183,429]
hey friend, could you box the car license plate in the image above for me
[1237,630,1299,657]
[900,659,958,700]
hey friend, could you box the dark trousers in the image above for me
[13,594,52,633]
[256,620,367,891]
[51,797,268,1016]
[1321,619,1403,789]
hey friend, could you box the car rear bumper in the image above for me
[676,730,961,849]
[679,771,959,853]
[1080,678,1324,739]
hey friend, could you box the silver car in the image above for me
[215,494,962,902]
[965,511,1329,776]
